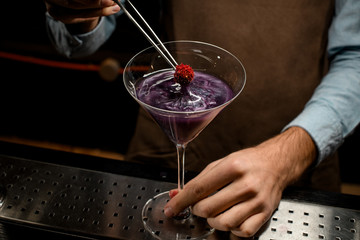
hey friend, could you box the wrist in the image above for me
[255,127,316,189]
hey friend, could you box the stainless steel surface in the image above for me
[0,156,175,239]
[1,156,359,240]
[257,200,360,240]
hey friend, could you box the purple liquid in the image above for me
[136,70,234,144]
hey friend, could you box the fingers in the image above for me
[164,158,234,217]
[231,213,270,238]
[205,195,273,238]
[191,179,257,218]
[169,189,178,198]
[163,148,284,238]
[47,3,120,24]
[45,0,114,9]
[45,0,120,25]
[206,195,270,232]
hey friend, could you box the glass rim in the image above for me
[123,40,246,115]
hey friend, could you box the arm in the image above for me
[164,0,360,238]
[46,13,119,58]
[45,0,122,58]
[285,0,360,163]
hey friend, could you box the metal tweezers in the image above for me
[113,0,178,69]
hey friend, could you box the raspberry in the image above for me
[174,63,194,85]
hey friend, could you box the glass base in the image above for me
[142,191,215,240]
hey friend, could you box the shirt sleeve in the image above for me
[45,12,121,58]
[284,0,360,164]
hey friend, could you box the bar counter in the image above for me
[0,141,359,240]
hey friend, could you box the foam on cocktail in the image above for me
[137,71,233,111]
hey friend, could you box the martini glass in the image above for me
[123,41,246,239]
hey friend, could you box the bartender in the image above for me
[44,0,360,237]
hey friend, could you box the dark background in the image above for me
[0,1,359,184]
[0,1,165,154]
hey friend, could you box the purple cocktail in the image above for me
[136,70,234,144]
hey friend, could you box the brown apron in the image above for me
[125,0,340,192]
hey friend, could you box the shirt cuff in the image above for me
[46,12,117,58]
[283,103,344,165]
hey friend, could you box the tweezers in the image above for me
[113,0,178,69]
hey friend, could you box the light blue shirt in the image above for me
[46,12,119,58]
[46,0,360,164]
[285,0,360,163]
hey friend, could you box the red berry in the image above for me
[174,63,194,85]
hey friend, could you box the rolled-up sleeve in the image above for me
[285,0,360,163]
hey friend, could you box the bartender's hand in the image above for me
[45,0,120,33]
[164,127,316,238]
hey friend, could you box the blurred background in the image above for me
[0,1,165,157]
[0,1,359,194]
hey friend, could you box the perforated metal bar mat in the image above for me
[1,156,360,240]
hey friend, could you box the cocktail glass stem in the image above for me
[175,143,191,219]
[176,143,186,191]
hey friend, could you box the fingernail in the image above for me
[164,206,174,217]
[169,189,179,198]
[112,5,120,12]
